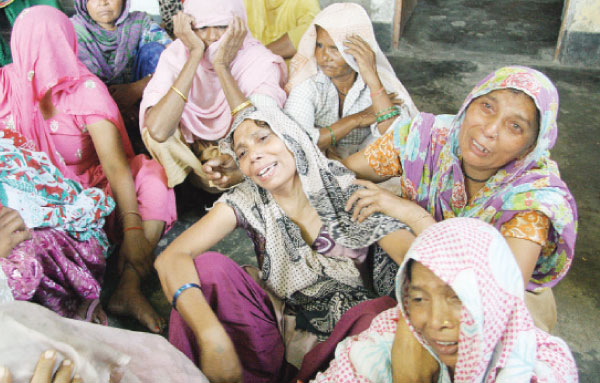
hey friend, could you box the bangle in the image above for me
[375,106,396,117]
[376,108,400,123]
[326,125,337,147]
[120,210,142,222]
[170,85,188,103]
[231,100,253,116]
[370,86,386,98]
[123,226,144,232]
[172,283,202,311]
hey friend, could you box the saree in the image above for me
[71,0,171,84]
[314,218,578,383]
[366,66,577,290]
[217,104,409,335]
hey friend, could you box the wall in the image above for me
[557,0,600,66]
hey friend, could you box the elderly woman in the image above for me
[0,6,177,333]
[71,0,172,129]
[313,218,578,383]
[284,3,418,160]
[155,101,415,383]
[344,66,577,332]
[140,0,287,191]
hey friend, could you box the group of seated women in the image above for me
[0,0,579,382]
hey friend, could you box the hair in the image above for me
[405,259,415,282]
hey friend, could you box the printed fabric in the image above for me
[365,66,577,290]
[313,218,578,383]
[217,104,409,336]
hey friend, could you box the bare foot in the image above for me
[76,299,108,325]
[107,287,165,333]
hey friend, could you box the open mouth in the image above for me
[257,162,277,179]
[472,139,490,154]
[432,340,459,355]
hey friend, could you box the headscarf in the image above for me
[217,101,408,335]
[0,6,134,183]
[139,0,288,142]
[285,2,418,119]
[0,128,114,253]
[382,66,577,290]
[71,0,158,83]
[313,218,578,383]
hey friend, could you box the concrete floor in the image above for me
[100,0,599,381]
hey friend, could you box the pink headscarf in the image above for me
[139,0,288,142]
[0,6,133,182]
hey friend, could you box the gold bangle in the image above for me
[231,100,253,117]
[170,85,188,103]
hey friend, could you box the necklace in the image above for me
[461,160,491,183]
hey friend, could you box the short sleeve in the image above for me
[364,129,403,177]
[501,210,550,247]
[81,114,107,127]
[284,79,320,144]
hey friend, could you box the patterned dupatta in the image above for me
[71,0,153,83]
[313,218,578,383]
[389,66,577,290]
[217,104,408,335]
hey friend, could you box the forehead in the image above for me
[315,26,335,44]
[233,120,268,145]
[479,89,537,116]
[410,262,453,293]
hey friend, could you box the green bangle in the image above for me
[375,106,397,118]
[376,109,400,123]
[326,125,337,147]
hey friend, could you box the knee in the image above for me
[194,252,239,286]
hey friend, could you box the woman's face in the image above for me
[194,26,227,47]
[459,89,539,179]
[315,26,354,80]
[86,0,123,31]
[407,262,462,370]
[233,120,297,193]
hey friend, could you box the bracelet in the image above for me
[231,100,253,116]
[326,125,337,147]
[172,283,202,311]
[120,210,142,222]
[375,106,397,117]
[170,85,188,103]
[375,108,400,123]
[370,86,386,98]
[123,226,144,232]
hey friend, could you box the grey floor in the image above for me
[98,0,600,381]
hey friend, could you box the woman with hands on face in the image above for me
[140,0,287,192]
[284,3,418,160]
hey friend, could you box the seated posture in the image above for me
[244,0,320,60]
[71,0,172,129]
[0,6,177,333]
[284,3,418,160]
[0,128,113,324]
[155,104,415,383]
[313,218,578,383]
[140,0,287,191]
[344,66,577,332]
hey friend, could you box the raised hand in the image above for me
[211,16,247,68]
[202,154,243,189]
[0,207,31,259]
[343,35,379,86]
[173,11,206,55]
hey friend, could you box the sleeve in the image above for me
[249,60,288,108]
[284,79,320,144]
[364,129,403,177]
[286,0,321,48]
[81,114,107,126]
[500,210,550,247]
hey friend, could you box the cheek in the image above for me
[407,306,427,332]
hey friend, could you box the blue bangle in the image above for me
[172,283,201,311]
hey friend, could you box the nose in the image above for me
[482,115,500,139]
[429,298,454,331]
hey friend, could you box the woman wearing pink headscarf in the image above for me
[0,6,177,333]
[140,0,287,191]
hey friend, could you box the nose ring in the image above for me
[443,320,450,327]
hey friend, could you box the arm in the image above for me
[266,33,296,59]
[505,237,542,287]
[144,12,206,142]
[155,203,242,383]
[343,149,390,183]
[316,110,373,150]
[108,75,152,110]
[377,228,415,265]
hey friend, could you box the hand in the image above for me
[357,106,376,128]
[173,11,206,55]
[211,16,247,68]
[345,179,419,223]
[202,154,243,189]
[0,350,82,383]
[343,35,379,85]
[197,326,243,383]
[0,207,31,258]
[119,228,154,278]
[108,83,139,110]
[391,318,439,383]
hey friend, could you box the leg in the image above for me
[169,252,286,383]
[133,42,166,82]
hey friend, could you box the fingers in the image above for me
[30,350,57,383]
[13,229,32,244]
[0,366,11,383]
[52,360,74,383]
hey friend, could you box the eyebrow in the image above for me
[482,94,533,127]
[233,131,262,152]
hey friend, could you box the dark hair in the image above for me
[405,259,415,282]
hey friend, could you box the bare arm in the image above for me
[266,33,296,59]
[377,228,415,265]
[316,111,373,150]
[343,149,390,183]
[144,12,206,142]
[505,237,542,287]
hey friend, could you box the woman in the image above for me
[312,218,578,383]
[71,0,172,129]
[344,66,577,332]
[155,103,415,383]
[0,128,113,324]
[284,3,418,160]
[0,6,177,333]
[140,0,287,190]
